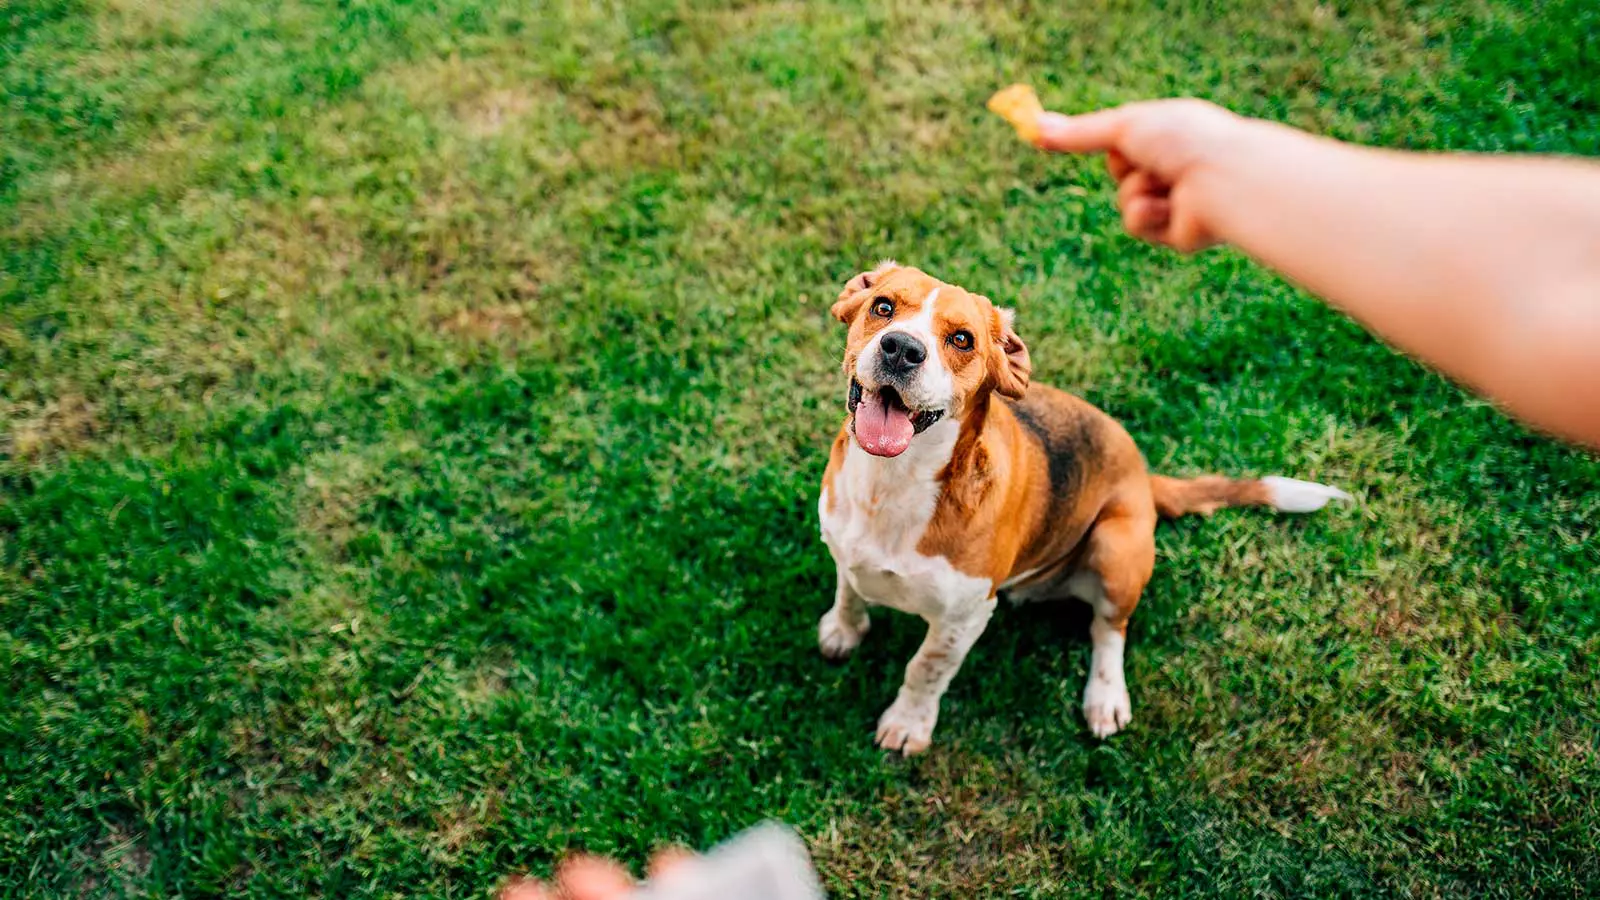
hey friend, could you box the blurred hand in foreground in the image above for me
[501,849,693,900]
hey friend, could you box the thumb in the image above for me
[1033,108,1129,154]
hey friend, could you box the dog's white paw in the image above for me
[818,608,868,660]
[875,697,937,756]
[1083,680,1132,739]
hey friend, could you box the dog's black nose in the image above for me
[879,331,927,374]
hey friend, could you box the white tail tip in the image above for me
[1261,475,1352,513]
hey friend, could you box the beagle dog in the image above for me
[817,262,1349,754]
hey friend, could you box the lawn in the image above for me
[3,0,1599,896]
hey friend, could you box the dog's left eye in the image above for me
[948,330,974,351]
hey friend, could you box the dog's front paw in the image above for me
[1082,680,1132,739]
[875,697,937,756]
[818,608,868,661]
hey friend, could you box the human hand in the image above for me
[501,849,693,900]
[1033,99,1255,252]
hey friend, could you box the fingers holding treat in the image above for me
[986,83,1044,144]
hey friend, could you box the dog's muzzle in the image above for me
[875,331,926,380]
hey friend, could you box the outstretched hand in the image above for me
[1033,99,1251,252]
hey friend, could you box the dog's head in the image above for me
[831,261,1031,458]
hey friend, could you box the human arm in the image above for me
[1035,100,1600,446]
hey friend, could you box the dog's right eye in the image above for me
[872,299,895,318]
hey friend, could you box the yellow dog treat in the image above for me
[987,83,1043,143]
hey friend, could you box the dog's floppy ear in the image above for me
[989,304,1032,399]
[830,259,898,323]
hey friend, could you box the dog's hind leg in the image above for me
[1068,503,1156,739]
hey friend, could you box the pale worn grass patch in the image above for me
[1,393,98,460]
[433,302,534,343]
[434,787,506,856]
[462,88,538,139]
[296,446,393,559]
[385,51,681,171]
[386,54,552,138]
[810,750,1077,898]
[72,823,153,898]
[96,0,213,41]
[6,129,212,239]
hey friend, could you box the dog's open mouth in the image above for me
[848,378,944,458]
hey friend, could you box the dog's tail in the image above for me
[1150,474,1351,519]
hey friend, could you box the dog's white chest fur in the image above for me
[819,421,992,619]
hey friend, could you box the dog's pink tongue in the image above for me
[855,392,915,457]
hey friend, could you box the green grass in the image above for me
[3,0,1598,896]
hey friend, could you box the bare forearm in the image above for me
[1198,122,1600,443]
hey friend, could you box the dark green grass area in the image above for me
[3,1,1598,896]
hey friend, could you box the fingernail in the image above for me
[1035,111,1072,135]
